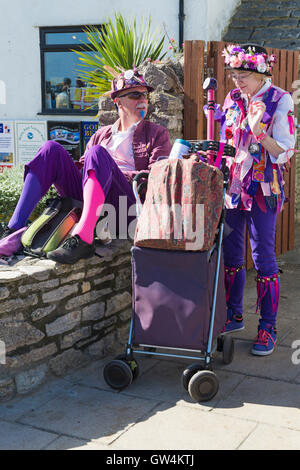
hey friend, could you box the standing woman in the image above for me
[221,44,296,355]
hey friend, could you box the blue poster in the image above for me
[81,121,99,153]
[47,121,81,161]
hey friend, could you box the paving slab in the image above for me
[0,376,74,422]
[239,423,300,450]
[44,435,110,450]
[0,419,57,450]
[214,339,300,382]
[18,384,160,445]
[213,376,300,430]
[110,402,257,450]
[280,325,300,348]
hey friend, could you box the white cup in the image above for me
[169,139,191,160]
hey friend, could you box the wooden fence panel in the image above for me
[184,40,298,269]
[183,41,205,140]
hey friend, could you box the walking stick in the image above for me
[203,77,218,165]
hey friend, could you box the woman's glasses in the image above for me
[118,91,149,100]
[230,72,253,82]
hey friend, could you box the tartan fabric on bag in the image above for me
[134,156,224,251]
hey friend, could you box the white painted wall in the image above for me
[207,0,241,41]
[0,0,239,121]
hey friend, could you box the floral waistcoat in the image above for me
[221,85,290,213]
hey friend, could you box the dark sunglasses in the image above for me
[118,91,149,100]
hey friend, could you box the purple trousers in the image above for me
[223,199,280,325]
[25,141,136,233]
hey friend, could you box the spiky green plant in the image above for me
[74,13,167,100]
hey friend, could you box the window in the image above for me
[40,26,103,115]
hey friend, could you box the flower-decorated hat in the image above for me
[222,43,276,76]
[105,67,154,99]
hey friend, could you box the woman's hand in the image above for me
[247,100,266,136]
[247,100,286,159]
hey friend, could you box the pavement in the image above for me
[0,229,299,451]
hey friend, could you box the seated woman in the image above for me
[0,70,171,264]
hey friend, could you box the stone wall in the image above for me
[98,58,184,144]
[0,240,132,401]
[223,0,300,49]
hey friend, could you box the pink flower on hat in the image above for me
[256,54,265,64]
[222,48,231,64]
[227,45,235,53]
[230,56,242,68]
[238,51,246,62]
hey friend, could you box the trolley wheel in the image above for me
[188,370,219,402]
[115,354,140,381]
[217,335,225,352]
[222,335,234,365]
[103,359,133,390]
[181,363,204,391]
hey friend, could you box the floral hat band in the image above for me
[108,69,154,99]
[222,43,276,76]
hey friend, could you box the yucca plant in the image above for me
[74,13,167,100]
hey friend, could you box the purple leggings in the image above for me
[25,141,136,233]
[223,199,279,325]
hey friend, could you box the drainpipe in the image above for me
[179,0,185,48]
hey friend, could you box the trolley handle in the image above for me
[132,172,149,217]
[132,172,149,185]
[190,140,236,158]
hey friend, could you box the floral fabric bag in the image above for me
[134,156,224,252]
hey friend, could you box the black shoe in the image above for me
[46,235,95,264]
[0,225,16,241]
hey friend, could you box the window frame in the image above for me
[39,25,103,115]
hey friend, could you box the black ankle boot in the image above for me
[47,235,95,264]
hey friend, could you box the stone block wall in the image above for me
[223,0,300,49]
[0,240,132,401]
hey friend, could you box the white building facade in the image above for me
[0,0,239,121]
